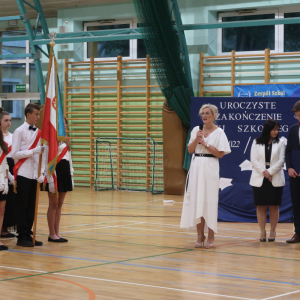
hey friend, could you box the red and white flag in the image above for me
[41,55,58,186]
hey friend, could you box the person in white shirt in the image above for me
[42,117,74,243]
[0,111,10,250]
[11,103,45,247]
[0,109,17,238]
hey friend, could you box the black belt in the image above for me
[195,153,216,158]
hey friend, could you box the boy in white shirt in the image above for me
[11,103,45,247]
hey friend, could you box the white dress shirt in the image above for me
[58,142,74,175]
[4,132,13,158]
[11,122,45,180]
[0,147,8,185]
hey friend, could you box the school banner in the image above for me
[190,97,298,222]
[234,84,300,98]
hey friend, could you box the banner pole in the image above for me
[32,153,42,245]
[32,39,55,246]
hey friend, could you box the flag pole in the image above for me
[32,37,56,246]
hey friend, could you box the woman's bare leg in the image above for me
[47,193,59,239]
[257,206,267,239]
[0,201,6,245]
[55,192,67,238]
[269,205,279,239]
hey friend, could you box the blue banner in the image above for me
[191,97,297,222]
[234,84,300,98]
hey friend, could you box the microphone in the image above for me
[198,124,203,144]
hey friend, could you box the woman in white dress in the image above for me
[180,104,231,248]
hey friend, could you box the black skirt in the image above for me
[42,159,73,193]
[2,158,17,227]
[0,191,7,201]
[252,178,283,206]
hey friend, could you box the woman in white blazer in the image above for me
[250,119,285,243]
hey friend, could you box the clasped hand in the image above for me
[197,130,206,146]
[262,170,272,182]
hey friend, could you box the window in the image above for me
[219,8,300,55]
[84,20,147,60]
[219,10,279,55]
[284,12,300,52]
[222,14,275,52]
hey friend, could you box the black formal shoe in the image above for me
[0,245,9,250]
[27,236,43,246]
[17,240,34,247]
[286,234,300,243]
[48,237,64,243]
[34,240,43,246]
[1,233,16,238]
[60,237,68,242]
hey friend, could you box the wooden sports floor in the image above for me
[0,187,299,300]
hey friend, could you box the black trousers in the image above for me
[289,176,300,235]
[16,176,37,240]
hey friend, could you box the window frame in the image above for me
[217,9,280,55]
[83,20,138,61]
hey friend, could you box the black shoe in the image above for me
[260,238,267,242]
[60,237,68,242]
[48,237,64,243]
[17,240,34,247]
[34,240,43,246]
[27,236,43,246]
[0,245,8,250]
[1,233,16,238]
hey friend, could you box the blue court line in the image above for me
[6,249,300,287]
[39,204,182,217]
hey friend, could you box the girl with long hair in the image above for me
[0,109,17,238]
[43,117,74,242]
[0,108,10,249]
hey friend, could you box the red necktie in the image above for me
[298,122,300,126]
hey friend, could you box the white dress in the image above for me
[180,126,231,233]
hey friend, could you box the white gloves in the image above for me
[37,175,45,183]
[2,178,8,195]
[72,176,74,190]
[33,146,45,154]
[8,172,14,185]
[49,181,56,193]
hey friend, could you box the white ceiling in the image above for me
[0,0,131,19]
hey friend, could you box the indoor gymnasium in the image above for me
[0,1,300,299]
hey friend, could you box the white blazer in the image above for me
[249,139,285,187]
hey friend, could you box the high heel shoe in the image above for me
[205,236,214,249]
[260,231,267,242]
[195,235,206,248]
[268,232,276,242]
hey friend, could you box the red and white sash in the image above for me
[13,129,42,181]
[0,143,11,165]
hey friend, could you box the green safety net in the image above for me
[133,0,194,170]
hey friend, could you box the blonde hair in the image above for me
[199,103,218,117]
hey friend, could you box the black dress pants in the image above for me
[16,176,37,240]
[289,176,300,235]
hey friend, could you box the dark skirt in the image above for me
[2,158,17,227]
[252,178,283,206]
[0,191,7,201]
[42,159,73,193]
